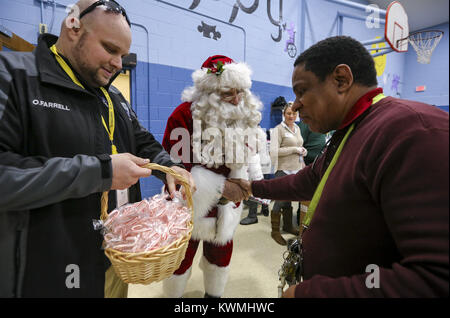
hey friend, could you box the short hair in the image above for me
[283,102,297,114]
[294,36,378,87]
[271,96,287,109]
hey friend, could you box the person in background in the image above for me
[296,116,326,231]
[161,55,263,298]
[240,127,270,225]
[0,0,194,298]
[260,128,273,217]
[270,96,288,128]
[233,35,449,297]
[269,103,307,245]
[297,120,326,166]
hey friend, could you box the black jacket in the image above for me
[0,34,178,297]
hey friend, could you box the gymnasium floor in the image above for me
[127,202,300,298]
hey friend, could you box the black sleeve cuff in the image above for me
[95,154,112,179]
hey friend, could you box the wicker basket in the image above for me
[100,163,193,284]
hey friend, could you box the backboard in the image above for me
[385,1,409,52]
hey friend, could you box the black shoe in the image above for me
[240,216,258,225]
[261,205,269,217]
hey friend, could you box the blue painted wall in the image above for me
[1,0,448,198]
[133,61,295,196]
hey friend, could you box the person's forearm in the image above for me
[0,154,109,211]
[294,263,448,297]
[251,168,317,201]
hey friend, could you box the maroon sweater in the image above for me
[252,94,449,297]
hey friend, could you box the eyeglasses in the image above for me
[79,0,131,27]
[220,89,245,103]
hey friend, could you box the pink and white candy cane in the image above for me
[103,191,191,253]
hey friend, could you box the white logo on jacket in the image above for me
[32,99,70,111]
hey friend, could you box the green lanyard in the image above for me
[50,45,118,155]
[302,93,386,230]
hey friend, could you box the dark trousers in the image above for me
[272,170,292,212]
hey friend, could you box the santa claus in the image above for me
[161,55,264,298]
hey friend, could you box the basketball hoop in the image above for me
[405,30,444,64]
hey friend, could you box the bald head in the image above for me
[63,0,130,32]
[55,0,132,87]
[76,0,98,12]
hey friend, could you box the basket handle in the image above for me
[100,163,193,221]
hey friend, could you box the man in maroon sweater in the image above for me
[235,36,449,297]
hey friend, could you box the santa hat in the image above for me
[192,55,253,92]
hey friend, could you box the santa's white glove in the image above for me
[296,147,308,156]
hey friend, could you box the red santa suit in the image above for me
[161,55,263,297]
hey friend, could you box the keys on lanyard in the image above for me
[277,237,303,297]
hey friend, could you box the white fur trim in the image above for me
[248,154,263,181]
[189,166,244,244]
[162,267,192,298]
[214,201,243,245]
[192,62,252,93]
[192,202,243,245]
[191,166,225,218]
[190,166,225,242]
[228,166,248,179]
[206,167,247,245]
[199,256,230,297]
[191,217,217,242]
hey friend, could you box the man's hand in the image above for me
[166,166,196,199]
[227,178,252,198]
[110,153,152,190]
[222,179,251,202]
[282,285,296,298]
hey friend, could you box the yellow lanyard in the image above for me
[302,93,386,230]
[49,45,118,155]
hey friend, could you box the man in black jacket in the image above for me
[0,0,194,297]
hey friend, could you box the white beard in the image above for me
[191,94,261,170]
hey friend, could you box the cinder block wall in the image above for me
[4,0,447,198]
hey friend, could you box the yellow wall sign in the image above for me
[371,36,387,76]
[112,70,131,103]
